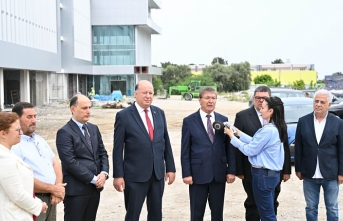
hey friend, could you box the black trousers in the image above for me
[242,179,281,221]
[63,187,100,221]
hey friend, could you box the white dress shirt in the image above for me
[135,102,154,132]
[312,113,328,178]
[199,109,215,134]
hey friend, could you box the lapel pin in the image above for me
[153,111,156,114]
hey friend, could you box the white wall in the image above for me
[73,0,91,61]
[136,27,151,65]
[91,0,148,25]
[0,0,57,53]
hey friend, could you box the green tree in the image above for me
[152,76,164,95]
[271,59,284,64]
[160,64,192,90]
[253,74,273,84]
[203,64,231,92]
[203,62,251,92]
[292,79,305,90]
[211,57,228,65]
[160,61,177,69]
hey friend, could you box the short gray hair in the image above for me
[199,86,217,98]
[314,89,333,103]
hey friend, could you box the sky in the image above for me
[151,0,343,79]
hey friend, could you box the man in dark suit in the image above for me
[181,86,236,221]
[295,89,343,221]
[234,86,291,221]
[113,80,176,221]
[56,94,109,221]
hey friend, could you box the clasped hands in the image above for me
[95,173,107,189]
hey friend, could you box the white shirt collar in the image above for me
[199,109,214,119]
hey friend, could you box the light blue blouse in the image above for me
[230,123,284,171]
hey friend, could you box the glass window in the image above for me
[92,26,135,65]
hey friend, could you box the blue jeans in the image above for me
[251,167,280,221]
[303,177,339,221]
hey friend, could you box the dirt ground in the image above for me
[34,95,343,221]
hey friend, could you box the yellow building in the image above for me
[250,63,317,85]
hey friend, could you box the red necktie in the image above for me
[144,109,154,141]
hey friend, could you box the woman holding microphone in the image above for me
[224,96,287,221]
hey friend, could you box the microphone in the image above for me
[212,121,237,135]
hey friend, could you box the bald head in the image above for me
[70,94,91,124]
[134,80,154,109]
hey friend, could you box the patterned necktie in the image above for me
[82,124,93,151]
[144,109,154,141]
[206,115,214,143]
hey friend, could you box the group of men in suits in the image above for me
[11,81,343,221]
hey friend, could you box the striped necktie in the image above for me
[82,124,93,151]
[206,115,214,143]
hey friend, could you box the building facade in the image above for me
[250,63,317,86]
[0,0,162,110]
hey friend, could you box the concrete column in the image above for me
[76,74,79,93]
[22,70,30,102]
[45,72,50,104]
[0,68,4,110]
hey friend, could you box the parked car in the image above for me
[301,89,316,98]
[283,97,313,162]
[301,89,342,105]
[249,88,306,107]
[329,102,343,118]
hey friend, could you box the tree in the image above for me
[253,74,273,84]
[292,79,305,90]
[203,62,251,92]
[211,57,228,65]
[271,59,284,64]
[253,74,281,87]
[160,64,192,90]
[160,61,177,69]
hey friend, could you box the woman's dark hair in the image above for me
[264,96,287,142]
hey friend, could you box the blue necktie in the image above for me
[206,115,214,143]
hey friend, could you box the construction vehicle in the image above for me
[168,80,217,101]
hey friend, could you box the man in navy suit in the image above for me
[295,89,343,221]
[56,94,109,221]
[113,80,176,221]
[181,86,236,221]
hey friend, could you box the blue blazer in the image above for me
[181,110,236,184]
[56,120,109,196]
[112,103,176,182]
[294,112,343,179]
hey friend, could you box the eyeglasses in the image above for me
[12,127,22,135]
[34,142,43,157]
[201,97,217,101]
[254,96,267,101]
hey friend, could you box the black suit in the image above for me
[56,119,109,221]
[113,103,176,221]
[234,106,291,221]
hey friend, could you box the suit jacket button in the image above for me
[151,155,154,158]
